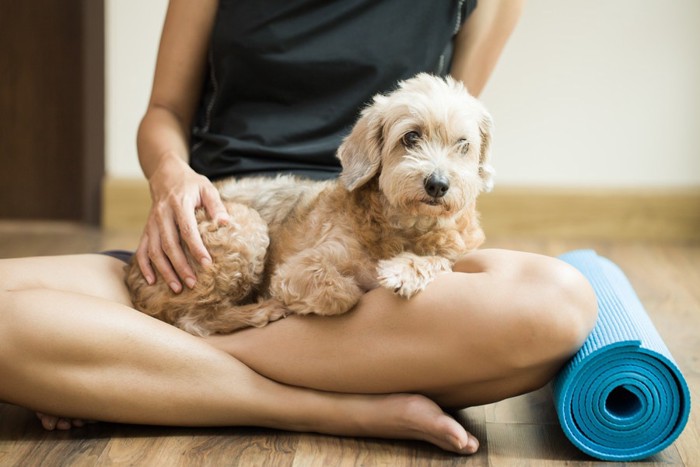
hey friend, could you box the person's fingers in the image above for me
[147,211,185,293]
[158,199,200,289]
[201,183,229,226]
[175,197,212,270]
[135,233,156,285]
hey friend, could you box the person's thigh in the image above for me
[207,249,597,406]
[0,254,132,306]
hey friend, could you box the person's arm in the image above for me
[450,0,525,97]
[136,0,229,292]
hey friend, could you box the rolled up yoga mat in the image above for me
[554,250,690,461]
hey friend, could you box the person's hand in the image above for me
[136,156,229,293]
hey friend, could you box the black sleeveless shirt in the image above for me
[190,0,477,181]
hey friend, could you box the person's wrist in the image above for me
[149,151,190,182]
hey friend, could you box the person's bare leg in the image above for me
[0,255,477,453]
[207,249,598,407]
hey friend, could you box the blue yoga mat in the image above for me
[555,250,690,461]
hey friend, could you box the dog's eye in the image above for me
[402,131,421,148]
[457,138,470,155]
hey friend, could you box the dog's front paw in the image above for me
[377,254,452,299]
[377,260,422,299]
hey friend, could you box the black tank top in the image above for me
[190,0,477,181]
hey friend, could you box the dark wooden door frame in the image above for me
[0,0,104,225]
[82,0,105,225]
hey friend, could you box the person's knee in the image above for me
[450,250,597,369]
[553,259,598,345]
[513,255,598,369]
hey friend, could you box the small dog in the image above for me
[125,73,495,336]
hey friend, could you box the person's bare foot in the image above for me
[312,393,479,454]
[36,412,93,431]
[375,393,478,454]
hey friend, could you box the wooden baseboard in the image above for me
[102,177,151,231]
[478,187,700,241]
[102,177,700,241]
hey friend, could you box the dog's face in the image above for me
[337,73,494,218]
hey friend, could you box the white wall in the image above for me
[106,0,700,188]
[480,0,700,187]
[105,0,168,177]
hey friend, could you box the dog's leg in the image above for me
[377,252,452,299]
[269,244,365,317]
[125,202,270,334]
[175,298,288,335]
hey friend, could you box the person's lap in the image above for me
[0,249,594,410]
[204,248,595,407]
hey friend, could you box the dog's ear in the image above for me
[477,108,495,192]
[337,96,386,191]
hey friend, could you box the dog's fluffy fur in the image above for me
[125,74,495,336]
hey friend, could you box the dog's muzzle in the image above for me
[424,173,450,199]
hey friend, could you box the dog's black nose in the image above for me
[424,173,450,198]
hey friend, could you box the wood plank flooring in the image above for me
[0,221,698,466]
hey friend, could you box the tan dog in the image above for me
[125,73,494,336]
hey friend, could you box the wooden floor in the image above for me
[0,221,698,466]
